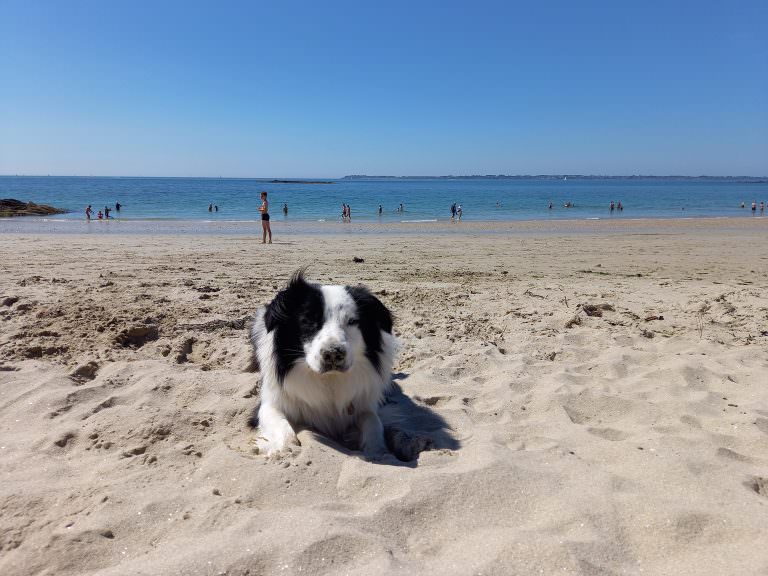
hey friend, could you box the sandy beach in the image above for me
[1,217,768,575]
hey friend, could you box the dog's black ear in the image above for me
[347,285,392,372]
[264,270,311,332]
[348,285,393,334]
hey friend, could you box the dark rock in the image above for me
[0,198,67,217]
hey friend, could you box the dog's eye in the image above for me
[347,318,358,326]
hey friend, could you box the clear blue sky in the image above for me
[1,0,766,177]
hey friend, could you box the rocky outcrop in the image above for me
[0,199,68,217]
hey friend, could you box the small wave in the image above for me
[400,219,438,223]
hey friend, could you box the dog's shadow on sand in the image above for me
[314,372,460,468]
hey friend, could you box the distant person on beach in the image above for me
[752,201,757,212]
[115,202,121,212]
[548,202,553,209]
[259,191,272,244]
[104,206,111,219]
[97,210,103,220]
[399,203,404,213]
[208,203,213,212]
[283,203,288,216]
[761,201,765,214]
[451,202,457,220]
[741,202,745,208]
[341,203,347,221]
[378,204,383,215]
[347,205,352,221]
[618,201,623,211]
[610,201,615,212]
[457,204,463,221]
[85,205,92,220]
[214,205,218,212]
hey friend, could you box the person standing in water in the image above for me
[259,191,272,244]
[208,203,213,212]
[378,204,383,216]
[457,204,463,220]
[85,205,92,221]
[115,202,121,212]
[283,203,288,216]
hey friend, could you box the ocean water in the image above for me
[1,176,767,223]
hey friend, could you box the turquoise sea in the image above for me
[1,176,767,228]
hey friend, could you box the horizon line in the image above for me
[1,173,767,180]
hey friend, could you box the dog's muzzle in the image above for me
[320,346,347,373]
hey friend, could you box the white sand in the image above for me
[1,218,768,575]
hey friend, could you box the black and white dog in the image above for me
[249,272,396,459]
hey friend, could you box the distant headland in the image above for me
[342,175,768,182]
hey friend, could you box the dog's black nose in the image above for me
[321,346,347,371]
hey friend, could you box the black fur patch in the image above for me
[346,285,393,373]
[263,271,324,384]
[247,402,260,428]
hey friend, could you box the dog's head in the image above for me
[262,272,393,381]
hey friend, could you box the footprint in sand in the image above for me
[746,476,768,498]
[715,447,751,462]
[561,390,635,425]
[587,427,629,441]
[417,395,453,407]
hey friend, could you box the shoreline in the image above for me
[2,214,767,236]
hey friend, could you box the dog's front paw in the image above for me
[253,431,300,457]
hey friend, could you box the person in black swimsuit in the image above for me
[259,191,272,244]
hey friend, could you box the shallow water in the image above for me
[1,176,767,223]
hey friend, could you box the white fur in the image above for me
[251,285,396,459]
